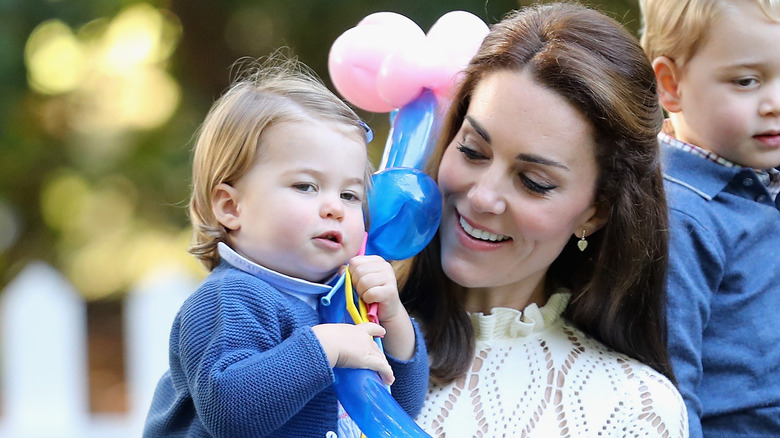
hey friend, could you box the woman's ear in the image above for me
[652,56,683,113]
[576,200,609,239]
[212,183,241,231]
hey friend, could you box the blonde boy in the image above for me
[640,1,780,436]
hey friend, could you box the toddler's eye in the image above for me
[341,191,361,202]
[293,183,316,193]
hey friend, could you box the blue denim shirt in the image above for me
[660,138,780,438]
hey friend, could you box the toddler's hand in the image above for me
[312,322,394,385]
[348,255,405,324]
[347,255,415,361]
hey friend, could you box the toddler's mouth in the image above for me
[316,231,342,244]
[754,132,780,147]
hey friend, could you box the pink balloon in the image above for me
[358,11,422,35]
[328,10,487,112]
[376,37,432,108]
[424,11,489,93]
[329,13,425,112]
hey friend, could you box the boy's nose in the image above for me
[759,84,780,117]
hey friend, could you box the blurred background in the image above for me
[0,0,643,433]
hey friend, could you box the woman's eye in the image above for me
[293,183,316,192]
[520,174,557,195]
[457,143,486,161]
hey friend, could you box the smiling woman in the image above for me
[398,3,689,437]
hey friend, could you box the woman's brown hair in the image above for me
[400,2,673,384]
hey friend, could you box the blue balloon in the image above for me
[319,281,431,438]
[366,168,441,261]
[317,86,443,437]
[380,89,440,171]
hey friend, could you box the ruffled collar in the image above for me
[469,291,570,339]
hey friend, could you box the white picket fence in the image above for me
[0,261,198,438]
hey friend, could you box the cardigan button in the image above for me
[742,177,754,187]
[326,431,337,438]
[756,194,767,203]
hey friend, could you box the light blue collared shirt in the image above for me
[217,242,338,310]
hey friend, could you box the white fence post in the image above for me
[0,262,198,438]
[123,267,194,435]
[0,261,89,438]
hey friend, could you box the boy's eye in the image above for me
[293,183,316,192]
[733,77,759,88]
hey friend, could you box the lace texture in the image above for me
[415,293,688,437]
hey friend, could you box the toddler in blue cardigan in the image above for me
[143,55,428,437]
[640,1,780,436]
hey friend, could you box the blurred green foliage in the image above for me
[0,0,642,299]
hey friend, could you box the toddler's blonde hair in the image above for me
[188,54,371,270]
[639,0,780,66]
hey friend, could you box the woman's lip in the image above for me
[458,214,503,237]
[454,213,511,248]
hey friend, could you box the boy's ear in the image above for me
[652,56,683,113]
[212,183,241,231]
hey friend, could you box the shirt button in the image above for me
[326,432,337,438]
[756,194,767,203]
[743,178,754,187]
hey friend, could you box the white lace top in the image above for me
[415,293,688,437]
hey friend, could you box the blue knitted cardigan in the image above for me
[143,255,428,437]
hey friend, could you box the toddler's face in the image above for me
[671,1,780,169]
[225,118,367,283]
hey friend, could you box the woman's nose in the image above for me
[467,169,507,215]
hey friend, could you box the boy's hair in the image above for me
[188,54,371,270]
[640,0,780,66]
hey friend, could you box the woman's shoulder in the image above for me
[557,320,688,436]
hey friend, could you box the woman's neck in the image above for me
[463,279,547,314]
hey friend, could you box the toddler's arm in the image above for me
[347,255,416,361]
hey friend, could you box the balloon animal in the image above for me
[320,10,489,438]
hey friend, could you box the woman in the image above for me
[401,3,688,436]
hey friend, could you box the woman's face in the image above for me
[437,69,604,309]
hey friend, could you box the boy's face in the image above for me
[667,1,780,169]
[221,118,367,283]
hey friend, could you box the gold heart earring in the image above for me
[577,229,588,252]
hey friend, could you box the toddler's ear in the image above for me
[212,183,241,231]
[652,56,682,113]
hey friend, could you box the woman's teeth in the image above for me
[459,216,510,242]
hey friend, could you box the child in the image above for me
[640,0,780,436]
[143,56,428,437]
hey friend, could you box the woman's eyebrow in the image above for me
[516,153,569,170]
[465,115,491,143]
[466,115,569,170]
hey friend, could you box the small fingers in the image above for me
[356,322,386,338]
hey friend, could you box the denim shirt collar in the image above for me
[660,138,745,201]
[217,242,337,309]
